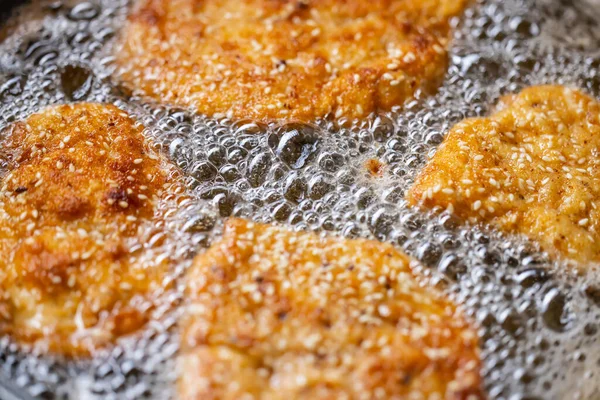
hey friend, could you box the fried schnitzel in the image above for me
[116,0,468,122]
[0,103,184,356]
[408,85,600,265]
[180,218,482,399]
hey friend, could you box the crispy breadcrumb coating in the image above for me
[180,218,483,400]
[408,85,600,265]
[0,103,183,356]
[116,0,468,122]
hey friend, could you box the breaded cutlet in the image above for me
[180,219,483,400]
[0,103,184,356]
[116,0,468,122]
[408,85,600,266]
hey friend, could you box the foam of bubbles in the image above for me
[1,0,600,399]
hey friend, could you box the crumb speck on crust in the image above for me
[180,218,483,400]
[365,158,386,177]
[407,85,600,266]
[116,0,468,122]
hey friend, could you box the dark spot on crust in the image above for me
[320,318,332,328]
[57,194,89,219]
[103,186,138,209]
[297,1,309,10]
[109,158,135,174]
[413,34,431,52]
[14,186,27,194]
[105,186,128,202]
[134,7,161,25]
[105,241,128,261]
[277,311,288,320]
[401,21,414,34]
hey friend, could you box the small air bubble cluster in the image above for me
[1,0,600,399]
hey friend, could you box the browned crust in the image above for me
[407,85,600,265]
[180,218,483,399]
[0,103,183,356]
[116,0,468,122]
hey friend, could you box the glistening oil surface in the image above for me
[0,0,600,399]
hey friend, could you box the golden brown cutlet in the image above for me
[180,219,483,400]
[408,85,600,266]
[0,103,184,356]
[116,0,468,123]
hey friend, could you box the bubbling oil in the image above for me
[1,0,600,399]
